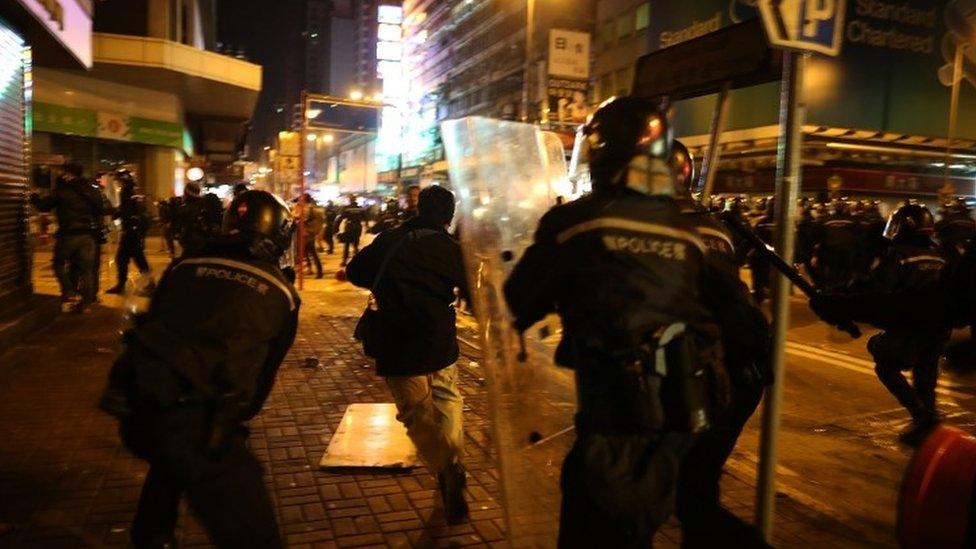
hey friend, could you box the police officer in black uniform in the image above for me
[748,199,776,303]
[174,182,223,256]
[504,98,728,548]
[106,170,154,295]
[812,204,948,446]
[815,199,860,291]
[100,190,300,548]
[669,142,772,548]
[935,197,975,264]
[336,196,368,266]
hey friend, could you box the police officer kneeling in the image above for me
[100,190,300,548]
[504,98,730,548]
[812,203,948,446]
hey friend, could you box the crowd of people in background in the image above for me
[712,194,976,304]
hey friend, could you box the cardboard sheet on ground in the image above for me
[319,403,421,469]
[442,117,576,546]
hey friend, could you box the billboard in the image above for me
[307,100,380,134]
[645,0,976,141]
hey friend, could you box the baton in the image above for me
[720,213,862,339]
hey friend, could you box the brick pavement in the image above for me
[0,238,870,548]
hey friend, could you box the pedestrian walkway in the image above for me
[0,237,877,547]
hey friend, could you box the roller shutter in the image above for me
[0,22,28,309]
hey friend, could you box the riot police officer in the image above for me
[106,170,153,295]
[100,190,300,548]
[748,199,775,303]
[812,204,948,446]
[336,196,368,266]
[935,197,975,264]
[670,141,772,548]
[814,198,860,291]
[174,182,223,256]
[504,98,728,547]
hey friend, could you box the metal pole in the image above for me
[519,0,535,122]
[698,82,731,201]
[756,50,806,541]
[297,90,307,291]
[945,45,963,186]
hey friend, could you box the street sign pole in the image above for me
[757,49,806,541]
[297,90,307,291]
[698,82,731,201]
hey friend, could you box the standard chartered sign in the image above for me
[846,0,937,54]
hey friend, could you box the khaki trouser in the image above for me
[385,365,463,473]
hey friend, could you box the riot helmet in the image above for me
[950,196,972,215]
[581,97,673,194]
[668,139,695,195]
[115,168,136,188]
[223,190,295,260]
[883,203,934,241]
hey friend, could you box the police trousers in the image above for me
[384,365,463,474]
[869,331,947,420]
[676,377,767,548]
[558,432,691,548]
[120,406,281,548]
[116,233,150,286]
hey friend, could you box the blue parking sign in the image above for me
[758,0,847,57]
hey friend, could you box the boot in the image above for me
[898,412,941,447]
[437,462,469,525]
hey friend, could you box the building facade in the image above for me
[399,0,593,182]
[32,0,261,199]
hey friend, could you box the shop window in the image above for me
[617,13,633,39]
[600,21,615,47]
[600,73,614,101]
[615,67,633,96]
[636,3,650,31]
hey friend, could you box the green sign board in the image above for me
[129,117,183,148]
[33,102,184,149]
[647,0,976,141]
[33,102,97,136]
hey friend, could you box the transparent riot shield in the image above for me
[442,117,577,546]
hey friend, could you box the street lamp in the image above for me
[322,134,335,144]
[519,0,536,122]
[350,90,363,101]
[306,133,317,142]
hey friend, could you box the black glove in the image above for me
[809,293,851,327]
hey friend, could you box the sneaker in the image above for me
[72,302,93,315]
[437,462,469,525]
[105,285,125,295]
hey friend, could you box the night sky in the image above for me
[217,0,307,155]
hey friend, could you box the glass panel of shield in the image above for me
[442,117,577,546]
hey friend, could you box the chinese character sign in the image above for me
[548,29,590,79]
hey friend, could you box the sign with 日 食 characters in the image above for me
[548,29,590,79]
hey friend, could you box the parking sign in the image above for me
[758,0,847,57]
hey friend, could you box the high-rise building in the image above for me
[400,0,593,182]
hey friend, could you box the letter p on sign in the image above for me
[804,0,834,38]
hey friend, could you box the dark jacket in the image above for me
[115,239,300,419]
[346,216,468,376]
[838,236,948,332]
[504,189,713,368]
[175,195,223,255]
[31,177,110,237]
[116,189,150,237]
[682,200,771,385]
